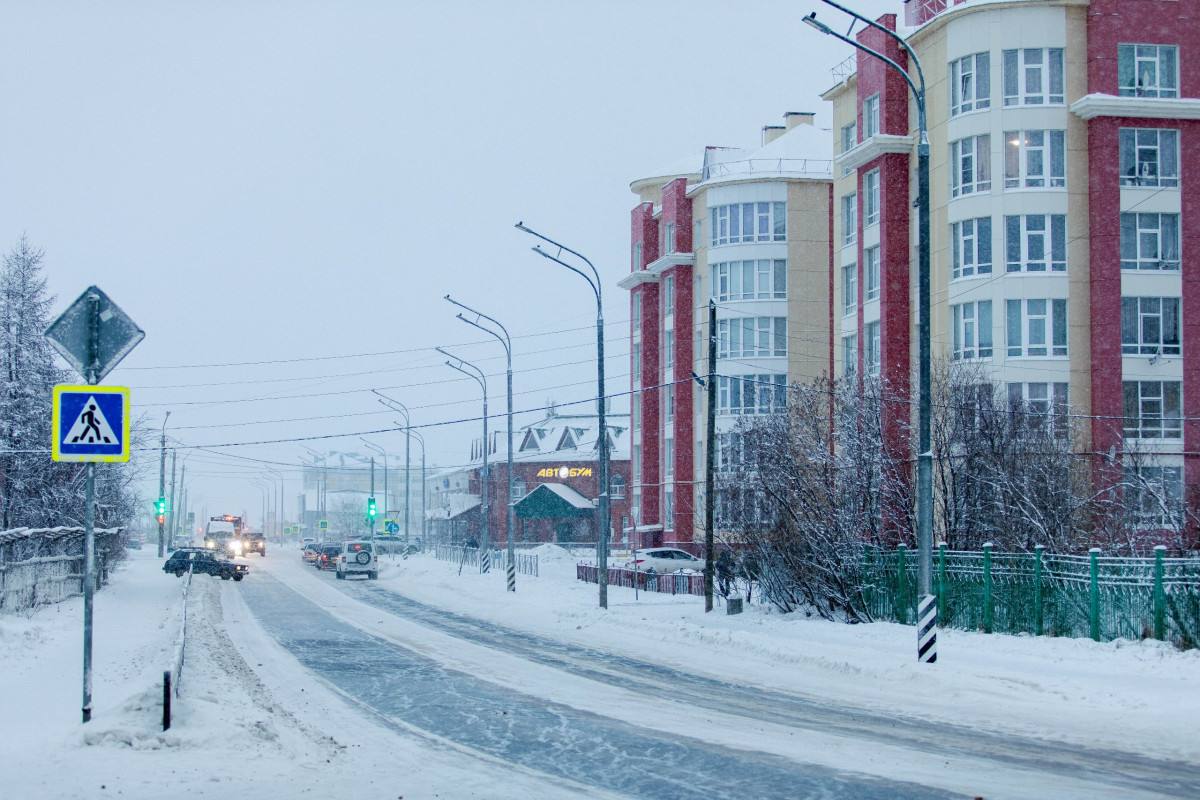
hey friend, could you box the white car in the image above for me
[336,540,378,580]
[625,547,705,573]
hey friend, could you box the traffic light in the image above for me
[155,497,166,525]
[366,496,377,520]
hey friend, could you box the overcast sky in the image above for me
[0,0,893,529]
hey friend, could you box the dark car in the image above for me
[316,544,341,571]
[241,532,267,557]
[163,547,248,581]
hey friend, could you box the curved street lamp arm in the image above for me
[816,0,925,95]
[514,221,602,301]
[372,389,410,424]
[531,246,600,306]
[445,295,512,355]
[805,12,921,106]
[437,346,487,394]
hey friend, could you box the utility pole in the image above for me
[369,456,376,550]
[168,450,177,550]
[404,426,411,547]
[177,461,187,545]
[157,412,170,558]
[703,300,717,613]
[437,347,489,572]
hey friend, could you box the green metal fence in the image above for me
[862,544,1200,648]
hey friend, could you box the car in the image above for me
[162,547,248,581]
[301,537,316,549]
[624,547,705,574]
[336,540,378,580]
[302,543,321,563]
[316,544,341,571]
[241,532,267,557]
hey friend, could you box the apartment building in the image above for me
[824,0,1199,529]
[620,114,833,546]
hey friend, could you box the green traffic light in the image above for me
[367,497,377,518]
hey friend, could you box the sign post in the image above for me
[45,285,144,724]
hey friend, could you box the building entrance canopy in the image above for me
[513,483,596,519]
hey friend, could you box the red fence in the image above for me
[576,563,705,597]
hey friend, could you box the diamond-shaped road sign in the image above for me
[45,286,145,383]
[52,385,131,463]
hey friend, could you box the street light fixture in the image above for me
[514,221,612,610]
[446,294,516,592]
[361,439,388,556]
[157,411,171,557]
[373,390,414,549]
[436,346,491,572]
[803,0,935,662]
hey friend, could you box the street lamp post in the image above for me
[515,221,611,610]
[410,429,427,549]
[373,390,413,547]
[157,412,170,557]
[362,439,388,556]
[803,1,936,663]
[445,295,516,593]
[437,346,491,573]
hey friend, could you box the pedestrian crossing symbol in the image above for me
[51,385,131,463]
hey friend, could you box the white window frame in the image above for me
[842,262,857,316]
[1002,48,1065,106]
[864,169,880,227]
[663,329,674,370]
[665,383,675,422]
[1006,298,1068,357]
[710,259,787,302]
[716,317,787,358]
[865,321,880,375]
[1123,381,1182,440]
[1121,213,1181,271]
[1120,128,1179,188]
[952,300,993,360]
[1118,44,1179,99]
[1122,297,1182,356]
[662,274,674,313]
[1004,214,1066,273]
[863,94,880,138]
[951,135,991,197]
[632,342,641,387]
[664,437,674,477]
[951,52,991,116]
[1125,465,1183,528]
[840,121,857,175]
[1007,381,1070,437]
[1004,130,1065,189]
[864,246,880,302]
[717,374,786,416]
[841,193,857,246]
[843,334,858,377]
[952,217,993,279]
[664,222,676,255]
[709,202,786,246]
[633,242,643,271]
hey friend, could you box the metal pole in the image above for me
[437,349,489,573]
[370,456,376,547]
[157,413,169,558]
[81,290,99,723]
[704,300,717,613]
[168,449,177,550]
[404,428,411,546]
[177,461,187,546]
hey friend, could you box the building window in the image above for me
[633,242,643,270]
[1118,44,1178,98]
[1007,382,1070,437]
[664,438,674,477]
[632,343,641,386]
[717,431,745,472]
[510,481,526,501]
[863,247,881,302]
[952,300,993,360]
[633,443,641,485]
[710,259,786,302]
[664,222,676,255]
[717,374,787,415]
[664,330,674,370]
[1002,48,1064,106]
[632,392,640,430]
[865,321,880,375]
[952,217,993,279]
[1004,130,1066,189]
[663,487,674,529]
[1005,215,1066,272]
[665,383,674,422]
[841,193,857,246]
[1123,381,1182,439]
[1122,297,1181,356]
[709,202,786,246]
[632,293,642,330]
[863,94,880,138]
[951,52,991,115]
[716,317,787,358]
[840,121,856,175]
[951,135,991,197]
[842,262,857,316]
[662,274,674,313]
[1120,128,1179,188]
[843,334,858,377]
[1006,298,1068,357]
[1121,213,1180,271]
[864,169,880,226]
[610,474,626,499]
[1125,465,1183,528]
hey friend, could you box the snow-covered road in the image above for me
[244,552,1200,799]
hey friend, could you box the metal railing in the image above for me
[434,544,539,577]
[831,53,855,83]
[163,565,193,730]
[577,563,707,597]
[702,157,833,181]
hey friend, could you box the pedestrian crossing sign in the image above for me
[51,385,131,463]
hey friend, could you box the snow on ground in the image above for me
[0,549,602,799]
[372,550,1200,763]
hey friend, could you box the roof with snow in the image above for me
[513,483,597,519]
[694,123,833,187]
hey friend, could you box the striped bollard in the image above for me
[918,593,937,663]
[506,560,516,592]
[480,549,491,574]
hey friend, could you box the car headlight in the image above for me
[230,541,243,554]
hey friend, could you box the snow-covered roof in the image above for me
[536,483,596,510]
[695,123,833,187]
[427,493,481,520]
[629,151,705,195]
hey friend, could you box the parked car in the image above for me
[624,547,705,574]
[316,544,341,571]
[302,543,321,563]
[162,548,248,581]
[336,540,378,580]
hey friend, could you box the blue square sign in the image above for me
[52,385,131,463]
